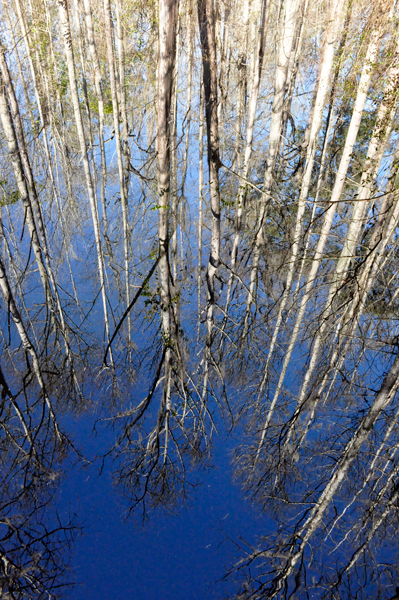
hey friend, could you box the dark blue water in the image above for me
[58,411,269,600]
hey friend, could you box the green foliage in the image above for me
[0,180,21,207]
[57,60,68,99]
[104,100,113,115]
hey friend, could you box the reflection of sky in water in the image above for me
[60,411,269,600]
[2,12,399,596]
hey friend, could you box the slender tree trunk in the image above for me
[293,135,399,455]
[0,46,77,364]
[103,0,131,342]
[115,0,129,151]
[0,71,52,306]
[197,76,204,339]
[0,255,61,441]
[267,349,399,597]
[171,7,180,281]
[1,1,34,126]
[198,0,221,346]
[180,1,193,198]
[179,1,193,270]
[217,0,232,122]
[242,0,300,336]
[157,0,179,461]
[82,0,110,246]
[115,0,131,217]
[232,0,250,172]
[251,3,381,467]
[289,12,399,438]
[57,0,113,363]
[275,0,308,177]
[224,0,270,315]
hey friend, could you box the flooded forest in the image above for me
[1,0,399,597]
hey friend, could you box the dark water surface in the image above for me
[60,413,267,600]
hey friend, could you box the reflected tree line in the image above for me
[1,0,399,597]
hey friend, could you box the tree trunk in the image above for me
[103,0,131,342]
[198,0,221,345]
[57,0,113,363]
[157,0,179,460]
[82,0,110,246]
[242,0,300,336]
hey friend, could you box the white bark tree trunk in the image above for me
[57,0,113,363]
[82,0,110,245]
[243,0,300,336]
[268,350,399,597]
[157,0,179,460]
[104,0,131,343]
[198,0,221,345]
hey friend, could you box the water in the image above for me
[2,2,399,596]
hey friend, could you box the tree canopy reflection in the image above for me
[1,0,399,597]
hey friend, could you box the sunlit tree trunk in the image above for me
[115,0,129,156]
[284,11,399,449]
[197,76,204,340]
[295,134,399,455]
[275,0,308,177]
[171,6,180,281]
[103,0,131,342]
[157,0,179,461]
[217,0,232,123]
[180,1,193,199]
[256,0,349,377]
[0,46,78,368]
[7,0,84,365]
[232,0,250,172]
[198,0,221,346]
[0,71,52,306]
[57,0,113,364]
[224,0,270,315]
[243,0,300,336]
[1,1,34,126]
[82,0,110,246]
[179,1,193,270]
[268,349,399,597]
[0,255,61,441]
[252,15,384,462]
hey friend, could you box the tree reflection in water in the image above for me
[1,0,399,597]
[0,354,77,598]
